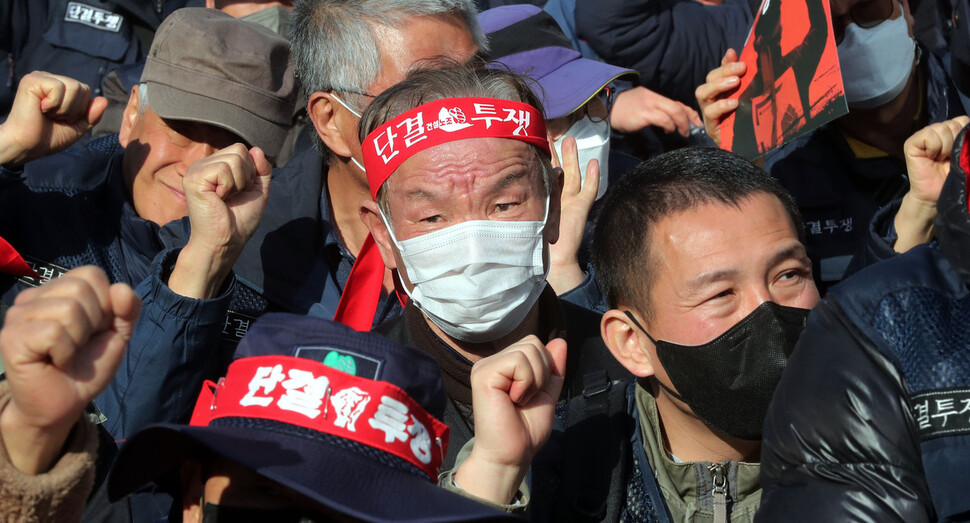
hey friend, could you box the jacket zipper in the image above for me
[709,463,728,523]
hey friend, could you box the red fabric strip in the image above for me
[0,236,38,278]
[333,234,385,331]
[189,356,449,480]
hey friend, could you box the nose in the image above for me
[741,284,775,320]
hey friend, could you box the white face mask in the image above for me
[837,13,916,109]
[553,115,611,200]
[381,198,550,343]
[331,93,368,172]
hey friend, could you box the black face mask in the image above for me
[202,502,326,523]
[625,301,810,441]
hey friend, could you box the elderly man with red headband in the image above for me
[333,65,628,498]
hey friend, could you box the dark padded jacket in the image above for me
[574,0,754,108]
[0,0,198,122]
[763,49,964,293]
[757,126,970,521]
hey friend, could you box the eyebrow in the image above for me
[767,243,809,269]
[685,269,739,293]
[404,170,529,202]
[683,244,808,292]
[404,186,439,203]
[492,170,529,192]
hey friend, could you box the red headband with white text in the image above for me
[363,97,550,199]
[190,355,450,480]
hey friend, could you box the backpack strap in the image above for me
[554,372,633,522]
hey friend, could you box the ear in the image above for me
[360,198,399,271]
[118,85,141,148]
[180,460,205,523]
[601,309,655,378]
[308,91,353,158]
[543,166,564,245]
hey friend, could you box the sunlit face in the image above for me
[376,138,552,290]
[120,102,241,226]
[631,193,819,387]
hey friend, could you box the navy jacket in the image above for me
[764,50,965,293]
[0,136,246,440]
[758,242,970,521]
[101,137,608,436]
[0,0,199,122]
[758,135,970,520]
[574,0,754,108]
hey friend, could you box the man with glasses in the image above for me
[697,0,966,293]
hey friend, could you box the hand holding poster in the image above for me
[718,0,848,160]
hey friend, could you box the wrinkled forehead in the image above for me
[384,138,545,201]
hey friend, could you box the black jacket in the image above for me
[1,0,199,121]
[757,124,970,522]
[574,0,754,108]
[375,287,629,470]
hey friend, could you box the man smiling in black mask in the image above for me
[584,147,819,522]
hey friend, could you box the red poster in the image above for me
[719,0,848,160]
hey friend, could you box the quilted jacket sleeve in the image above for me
[756,297,934,522]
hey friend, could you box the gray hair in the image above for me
[290,0,487,106]
[359,64,554,219]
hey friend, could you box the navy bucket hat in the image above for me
[108,313,514,522]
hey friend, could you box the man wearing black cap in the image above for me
[0,8,296,440]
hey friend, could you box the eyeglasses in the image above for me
[569,84,615,126]
[833,0,897,43]
[587,84,616,123]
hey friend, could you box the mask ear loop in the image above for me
[623,310,658,344]
[622,310,690,403]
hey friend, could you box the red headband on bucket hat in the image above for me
[107,313,514,522]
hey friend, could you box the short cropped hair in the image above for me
[591,147,804,317]
[359,63,554,218]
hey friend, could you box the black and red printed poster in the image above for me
[719,0,848,160]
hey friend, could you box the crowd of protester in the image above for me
[0,0,968,521]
